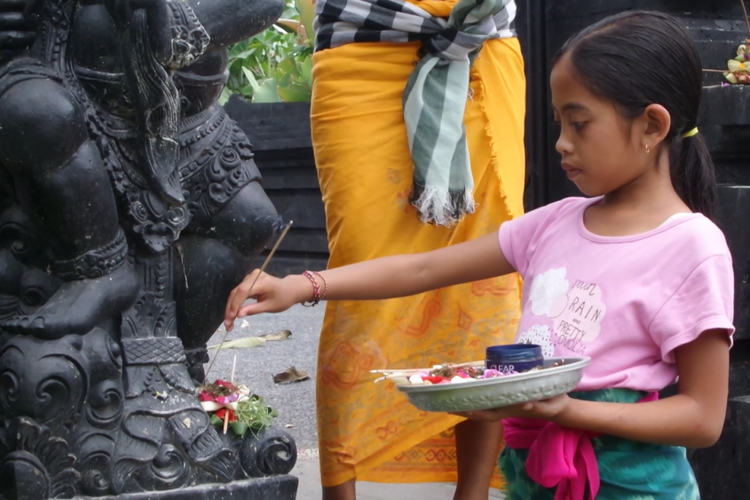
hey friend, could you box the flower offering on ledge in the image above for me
[198,379,279,437]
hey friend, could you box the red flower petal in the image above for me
[423,376,449,384]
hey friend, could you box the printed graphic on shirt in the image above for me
[528,267,568,317]
[523,268,607,356]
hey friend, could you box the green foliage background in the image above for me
[220,0,315,103]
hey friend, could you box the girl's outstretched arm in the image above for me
[460,329,730,449]
[224,231,515,328]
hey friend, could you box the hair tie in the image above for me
[681,127,699,139]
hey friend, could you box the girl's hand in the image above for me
[223,271,312,330]
[450,394,571,422]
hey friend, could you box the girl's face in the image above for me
[550,53,653,197]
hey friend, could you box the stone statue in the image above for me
[0,0,298,496]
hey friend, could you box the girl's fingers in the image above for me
[238,303,262,317]
[224,271,273,326]
[228,272,258,313]
[224,286,241,328]
[224,271,258,327]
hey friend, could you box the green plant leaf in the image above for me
[222,0,312,103]
[278,82,311,102]
[241,67,261,92]
[234,49,257,61]
[278,56,302,78]
[295,0,317,43]
[276,70,292,87]
[281,2,298,18]
[230,421,249,436]
[234,395,278,437]
[219,88,233,106]
[240,84,255,97]
[253,79,282,103]
[300,56,313,86]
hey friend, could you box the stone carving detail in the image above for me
[0,0,296,496]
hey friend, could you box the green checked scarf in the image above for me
[403,0,510,226]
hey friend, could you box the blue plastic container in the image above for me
[485,344,544,374]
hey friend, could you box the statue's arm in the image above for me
[0,0,283,66]
[187,0,284,51]
[158,0,282,68]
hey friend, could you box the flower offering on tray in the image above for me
[395,360,565,386]
[373,357,591,413]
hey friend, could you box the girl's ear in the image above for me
[637,103,672,151]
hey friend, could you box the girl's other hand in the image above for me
[450,394,571,422]
[223,271,311,330]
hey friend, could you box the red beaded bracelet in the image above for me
[302,270,322,307]
[313,271,328,300]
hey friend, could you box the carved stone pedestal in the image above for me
[0,249,298,499]
[91,476,299,500]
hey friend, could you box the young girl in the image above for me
[224,11,734,499]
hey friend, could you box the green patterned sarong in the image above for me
[499,389,700,500]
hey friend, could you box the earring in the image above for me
[644,143,650,154]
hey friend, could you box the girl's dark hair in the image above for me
[553,11,716,219]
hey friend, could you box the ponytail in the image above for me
[671,133,717,220]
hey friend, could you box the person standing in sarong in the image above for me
[308,0,526,498]
[229,0,526,498]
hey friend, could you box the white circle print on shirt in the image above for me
[529,267,569,317]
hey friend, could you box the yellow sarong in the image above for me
[310,0,525,486]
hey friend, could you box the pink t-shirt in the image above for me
[498,197,735,392]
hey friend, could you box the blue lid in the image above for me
[486,344,543,362]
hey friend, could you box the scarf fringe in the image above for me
[410,184,476,227]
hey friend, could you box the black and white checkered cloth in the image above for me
[315,0,516,51]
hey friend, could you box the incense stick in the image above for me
[374,373,412,383]
[742,0,750,40]
[203,220,293,384]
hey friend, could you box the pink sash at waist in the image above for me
[502,392,658,500]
